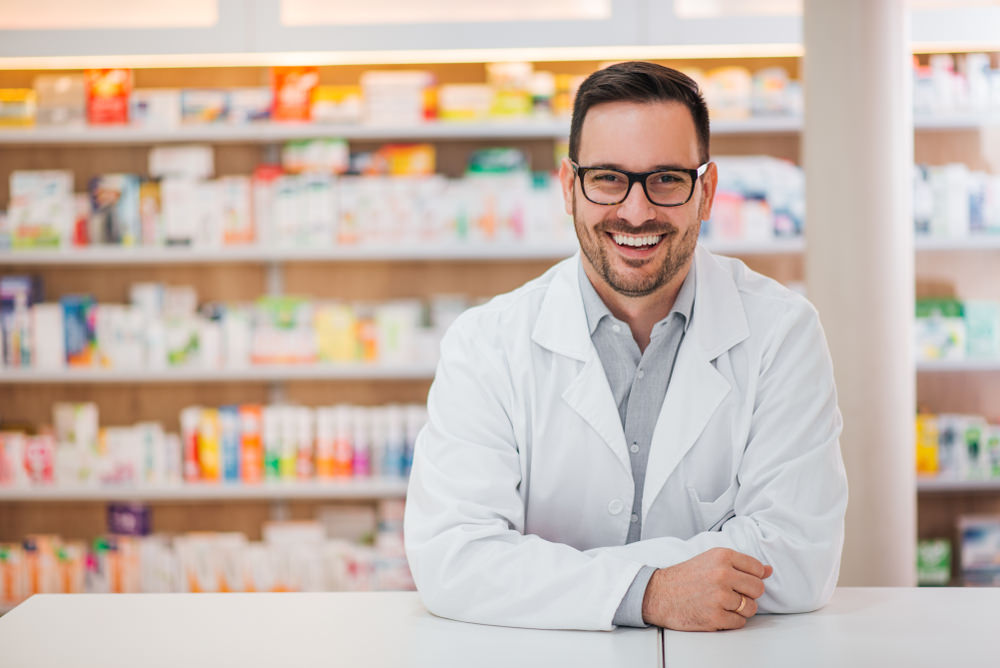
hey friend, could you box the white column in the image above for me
[803,0,916,586]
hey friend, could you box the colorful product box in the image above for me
[0,89,36,126]
[23,435,55,484]
[84,69,131,125]
[219,176,254,244]
[61,295,96,367]
[311,85,362,123]
[219,405,241,483]
[130,89,181,128]
[33,75,86,126]
[915,414,939,474]
[198,409,221,482]
[915,299,967,361]
[960,516,1000,585]
[8,170,74,248]
[88,174,141,246]
[272,67,319,122]
[180,407,201,483]
[239,405,264,484]
[107,503,152,536]
[964,300,1000,358]
[180,89,229,124]
[228,87,271,123]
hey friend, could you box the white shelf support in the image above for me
[804,0,915,587]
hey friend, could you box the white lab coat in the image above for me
[404,245,848,631]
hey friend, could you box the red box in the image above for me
[85,69,132,125]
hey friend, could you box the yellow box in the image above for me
[0,89,36,126]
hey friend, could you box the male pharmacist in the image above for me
[404,61,848,631]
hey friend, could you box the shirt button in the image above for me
[612,324,622,333]
[630,443,639,454]
[637,369,645,379]
[607,499,624,515]
[630,513,639,523]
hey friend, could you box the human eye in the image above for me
[590,170,626,184]
[651,171,685,184]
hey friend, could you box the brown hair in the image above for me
[569,61,710,164]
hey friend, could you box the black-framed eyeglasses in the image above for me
[570,161,709,207]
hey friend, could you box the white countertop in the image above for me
[663,587,999,668]
[0,591,660,668]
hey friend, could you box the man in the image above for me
[403,61,848,631]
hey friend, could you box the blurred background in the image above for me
[1,0,999,610]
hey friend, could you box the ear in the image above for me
[696,161,718,222]
[558,157,576,217]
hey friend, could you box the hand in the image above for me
[640,547,773,631]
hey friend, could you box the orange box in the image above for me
[239,405,264,484]
[272,67,319,122]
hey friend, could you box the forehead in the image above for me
[577,100,700,168]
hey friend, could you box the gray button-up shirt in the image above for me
[577,259,696,627]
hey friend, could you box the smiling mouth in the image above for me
[606,231,666,250]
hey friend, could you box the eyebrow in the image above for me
[584,162,692,172]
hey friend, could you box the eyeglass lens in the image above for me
[582,169,693,205]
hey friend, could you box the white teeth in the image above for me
[612,234,663,248]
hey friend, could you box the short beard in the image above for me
[573,194,699,298]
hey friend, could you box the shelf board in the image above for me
[915,236,1000,251]
[916,359,1000,372]
[703,237,804,255]
[913,113,1000,130]
[0,120,573,144]
[917,477,1000,493]
[0,114,994,145]
[0,363,438,384]
[0,478,409,501]
[0,242,580,265]
[0,238,805,265]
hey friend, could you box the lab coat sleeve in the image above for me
[404,312,647,630]
[582,302,848,614]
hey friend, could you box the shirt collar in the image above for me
[577,256,697,336]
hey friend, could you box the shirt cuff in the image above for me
[612,566,657,627]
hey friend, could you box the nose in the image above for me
[615,179,656,226]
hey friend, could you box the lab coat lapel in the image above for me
[642,246,750,519]
[532,255,632,476]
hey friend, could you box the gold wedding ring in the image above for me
[735,595,747,614]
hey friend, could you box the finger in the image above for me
[762,565,774,579]
[730,571,767,600]
[730,593,758,619]
[717,611,748,630]
[728,551,768,578]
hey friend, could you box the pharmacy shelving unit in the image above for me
[0,56,995,565]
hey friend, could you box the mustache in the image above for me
[597,220,678,236]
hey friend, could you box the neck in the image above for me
[583,258,692,352]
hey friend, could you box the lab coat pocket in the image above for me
[687,482,739,532]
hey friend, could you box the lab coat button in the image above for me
[629,443,639,454]
[612,324,622,333]
[630,513,639,523]
[607,499,624,515]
